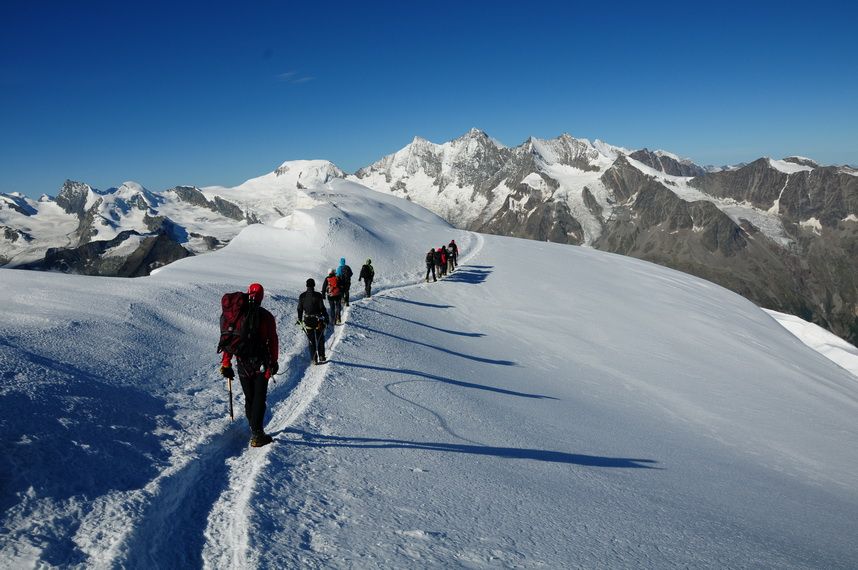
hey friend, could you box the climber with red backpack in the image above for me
[217,282,279,448]
[322,268,344,325]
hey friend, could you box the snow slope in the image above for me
[765,309,858,378]
[2,176,858,568]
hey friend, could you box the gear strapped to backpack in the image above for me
[326,275,341,297]
[217,291,261,358]
[303,314,322,330]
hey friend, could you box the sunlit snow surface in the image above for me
[2,173,858,568]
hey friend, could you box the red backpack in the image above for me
[217,291,258,357]
[326,275,341,297]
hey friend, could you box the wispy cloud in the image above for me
[276,71,314,84]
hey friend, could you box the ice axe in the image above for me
[227,377,234,421]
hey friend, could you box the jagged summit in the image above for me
[454,127,491,141]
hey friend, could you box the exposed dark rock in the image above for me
[480,147,543,197]
[189,232,222,250]
[600,155,664,203]
[478,186,584,245]
[143,214,188,243]
[582,187,603,220]
[32,230,191,277]
[211,196,243,221]
[172,185,210,209]
[127,193,150,211]
[594,164,857,343]
[629,149,706,177]
[119,233,192,276]
[55,180,93,217]
[689,158,788,209]
[2,226,34,243]
[171,186,245,221]
[75,199,104,245]
[777,168,858,227]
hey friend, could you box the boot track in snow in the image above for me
[94,233,484,568]
[201,232,483,568]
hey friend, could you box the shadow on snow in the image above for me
[346,322,516,366]
[335,360,556,400]
[386,296,454,309]
[441,265,492,285]
[282,429,659,469]
[357,304,486,338]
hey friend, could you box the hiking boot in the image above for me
[250,433,273,447]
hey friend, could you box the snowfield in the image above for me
[2,171,858,568]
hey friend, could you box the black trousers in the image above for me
[363,279,372,297]
[343,286,351,305]
[237,359,268,435]
[425,263,435,281]
[305,326,326,361]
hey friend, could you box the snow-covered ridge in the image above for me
[2,176,857,567]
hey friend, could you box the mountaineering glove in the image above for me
[220,365,235,379]
[268,362,280,376]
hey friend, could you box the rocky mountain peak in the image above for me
[56,180,96,216]
[454,128,490,142]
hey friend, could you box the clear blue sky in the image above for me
[2,0,857,198]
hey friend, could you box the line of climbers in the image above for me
[425,239,458,282]
[298,257,373,364]
[216,258,375,447]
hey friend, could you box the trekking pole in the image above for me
[227,376,234,421]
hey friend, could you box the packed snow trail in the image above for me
[0,177,477,568]
[199,233,486,568]
[236,234,858,568]
[3,171,858,568]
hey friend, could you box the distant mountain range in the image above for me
[349,129,858,344]
[2,130,856,343]
[0,161,343,276]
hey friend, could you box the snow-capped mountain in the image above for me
[352,130,858,344]
[0,160,344,276]
[4,131,856,344]
[2,174,857,568]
